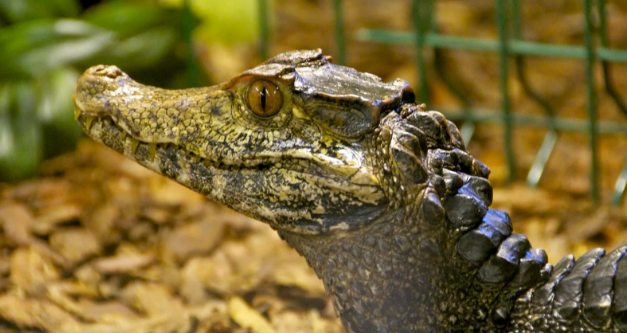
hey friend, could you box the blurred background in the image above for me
[0,0,627,332]
[2,0,627,199]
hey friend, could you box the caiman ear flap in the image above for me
[298,96,380,139]
[293,61,411,139]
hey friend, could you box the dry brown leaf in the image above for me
[161,217,225,263]
[31,204,82,235]
[49,228,101,263]
[0,293,81,333]
[10,247,59,293]
[93,254,155,274]
[0,203,32,245]
[228,296,276,333]
[121,282,183,316]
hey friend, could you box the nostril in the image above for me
[90,65,123,79]
[85,64,106,75]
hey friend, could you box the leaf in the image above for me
[0,1,188,181]
[0,82,42,182]
[192,0,260,44]
[0,0,79,23]
[37,67,82,159]
[0,19,110,80]
[83,1,181,38]
[85,27,177,70]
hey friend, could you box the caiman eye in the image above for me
[247,80,283,117]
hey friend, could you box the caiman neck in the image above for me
[280,202,549,333]
[279,107,551,333]
[278,201,448,333]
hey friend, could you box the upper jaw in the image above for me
[73,64,389,234]
[74,65,137,118]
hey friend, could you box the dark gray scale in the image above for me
[456,209,512,263]
[425,150,445,176]
[390,129,430,187]
[428,149,459,171]
[531,254,575,306]
[428,148,462,171]
[390,145,429,186]
[421,190,445,226]
[444,120,465,150]
[425,111,452,145]
[428,147,490,179]
[396,122,428,159]
[443,185,488,229]
[443,170,491,229]
[482,209,513,237]
[478,234,531,284]
[552,248,605,322]
[510,248,549,288]
[457,229,498,263]
[614,251,627,332]
[393,130,423,154]
[582,245,627,329]
[470,158,491,179]
[406,112,447,148]
[450,148,475,173]
[458,173,493,206]
[442,169,463,196]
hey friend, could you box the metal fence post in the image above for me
[332,0,347,65]
[258,0,270,60]
[583,0,600,204]
[496,0,515,183]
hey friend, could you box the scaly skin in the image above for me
[74,49,627,333]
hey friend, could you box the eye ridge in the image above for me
[247,80,283,117]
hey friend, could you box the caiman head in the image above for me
[75,49,510,333]
[73,49,432,235]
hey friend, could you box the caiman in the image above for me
[74,49,627,333]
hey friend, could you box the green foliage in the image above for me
[0,0,188,182]
[192,0,259,45]
[0,0,79,24]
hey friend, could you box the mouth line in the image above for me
[75,112,281,172]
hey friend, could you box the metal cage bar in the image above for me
[333,0,347,65]
[255,0,627,205]
[356,30,627,62]
[258,0,270,60]
[511,0,559,188]
[412,0,431,104]
[583,0,600,204]
[430,2,475,144]
[597,0,627,205]
[496,0,515,184]
[355,0,627,205]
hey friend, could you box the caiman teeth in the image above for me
[72,95,81,121]
[85,117,94,131]
[149,143,157,162]
[130,138,140,154]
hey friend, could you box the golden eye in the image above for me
[247,80,283,117]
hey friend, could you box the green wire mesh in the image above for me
[256,0,627,205]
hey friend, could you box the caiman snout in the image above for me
[73,65,134,120]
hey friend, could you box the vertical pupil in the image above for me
[260,86,267,110]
